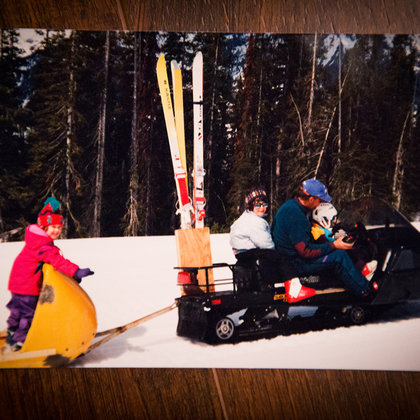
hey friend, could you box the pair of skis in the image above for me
[157,53,206,229]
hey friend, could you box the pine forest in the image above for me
[1,30,419,240]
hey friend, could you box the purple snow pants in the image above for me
[6,293,39,343]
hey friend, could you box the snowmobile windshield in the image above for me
[338,197,418,233]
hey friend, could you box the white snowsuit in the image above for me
[229,211,275,254]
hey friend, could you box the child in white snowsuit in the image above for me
[5,197,94,351]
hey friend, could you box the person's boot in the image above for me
[284,278,316,303]
[6,327,17,345]
[362,280,379,298]
[362,260,378,281]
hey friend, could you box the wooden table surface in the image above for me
[1,0,419,32]
[1,1,420,419]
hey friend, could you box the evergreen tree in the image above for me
[0,29,26,233]
[24,31,85,236]
[228,34,263,219]
[3,31,420,240]
[200,33,238,229]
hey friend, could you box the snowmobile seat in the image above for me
[233,260,259,291]
[233,255,277,292]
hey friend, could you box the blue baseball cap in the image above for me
[302,179,332,202]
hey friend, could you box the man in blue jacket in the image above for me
[272,179,374,300]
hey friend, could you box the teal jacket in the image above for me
[271,198,335,259]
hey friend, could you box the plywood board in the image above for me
[175,227,214,293]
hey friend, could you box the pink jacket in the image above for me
[8,224,79,295]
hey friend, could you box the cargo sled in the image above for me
[175,198,420,343]
[1,264,177,368]
[0,264,97,368]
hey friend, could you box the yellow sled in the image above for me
[0,264,97,368]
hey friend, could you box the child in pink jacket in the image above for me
[5,197,94,351]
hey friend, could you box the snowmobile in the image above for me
[175,198,420,343]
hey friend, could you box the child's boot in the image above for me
[6,327,17,346]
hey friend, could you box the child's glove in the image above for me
[74,268,94,283]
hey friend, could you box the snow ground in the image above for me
[1,224,420,370]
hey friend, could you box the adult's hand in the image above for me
[333,235,354,250]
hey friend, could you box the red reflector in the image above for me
[211,299,221,305]
[177,271,191,285]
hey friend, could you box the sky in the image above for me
[17,29,46,56]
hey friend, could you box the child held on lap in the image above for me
[311,202,377,281]
[5,197,94,351]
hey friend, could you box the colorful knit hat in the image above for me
[37,197,64,228]
[245,188,267,209]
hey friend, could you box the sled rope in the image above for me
[86,302,177,354]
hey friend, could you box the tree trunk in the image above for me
[63,30,75,238]
[306,32,317,137]
[271,138,282,219]
[145,113,154,235]
[392,109,410,209]
[92,31,110,237]
[256,65,264,179]
[338,35,342,157]
[127,32,140,236]
[314,70,349,178]
[207,36,219,195]
[290,93,305,147]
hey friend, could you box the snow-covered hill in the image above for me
[1,228,420,370]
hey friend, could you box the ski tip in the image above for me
[171,60,181,70]
[193,52,203,69]
[157,54,166,66]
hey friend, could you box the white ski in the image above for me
[192,52,206,228]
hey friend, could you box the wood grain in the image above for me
[0,0,419,32]
[0,369,224,419]
[1,1,420,419]
[175,228,214,292]
[216,369,420,419]
[1,368,420,418]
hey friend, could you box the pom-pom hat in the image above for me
[37,197,64,228]
[302,179,332,202]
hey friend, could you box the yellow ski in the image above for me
[171,60,188,193]
[157,54,193,229]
